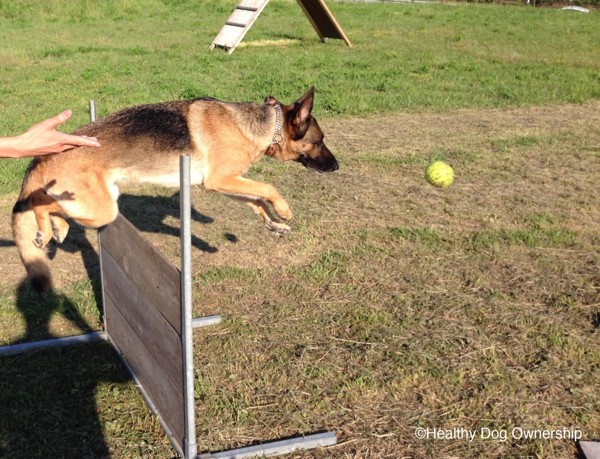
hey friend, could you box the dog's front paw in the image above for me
[274,204,293,221]
[266,220,291,236]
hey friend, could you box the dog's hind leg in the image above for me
[67,190,118,229]
[69,190,119,228]
[56,173,120,229]
[71,201,118,228]
[30,190,63,249]
[50,215,70,243]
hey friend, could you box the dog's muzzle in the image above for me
[300,154,339,173]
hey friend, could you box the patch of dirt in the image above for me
[0,101,598,290]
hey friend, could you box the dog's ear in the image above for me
[288,86,315,139]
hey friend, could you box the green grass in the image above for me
[1,0,599,192]
[470,227,580,249]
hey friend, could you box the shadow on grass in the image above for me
[9,280,96,345]
[53,192,218,303]
[0,192,219,314]
[46,223,104,318]
[0,281,130,458]
[118,192,218,253]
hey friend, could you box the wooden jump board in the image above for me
[99,214,187,454]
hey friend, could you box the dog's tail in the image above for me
[12,171,53,293]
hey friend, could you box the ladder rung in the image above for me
[225,21,247,28]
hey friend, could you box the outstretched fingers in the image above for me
[23,110,101,155]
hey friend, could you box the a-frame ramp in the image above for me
[296,0,352,46]
[210,0,271,54]
[210,0,351,54]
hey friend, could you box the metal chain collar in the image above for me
[271,104,283,145]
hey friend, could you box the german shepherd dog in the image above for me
[12,87,338,292]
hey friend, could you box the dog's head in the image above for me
[266,87,338,173]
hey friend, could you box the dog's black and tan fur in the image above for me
[12,87,338,291]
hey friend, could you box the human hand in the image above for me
[15,110,100,157]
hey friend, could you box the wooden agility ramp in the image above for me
[211,0,351,54]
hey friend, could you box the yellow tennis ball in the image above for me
[426,161,454,188]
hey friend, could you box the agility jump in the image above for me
[1,102,337,458]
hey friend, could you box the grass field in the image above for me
[1,0,599,191]
[0,0,599,458]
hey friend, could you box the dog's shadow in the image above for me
[42,193,215,312]
[0,192,220,254]
[0,194,218,456]
[117,192,219,253]
[0,193,220,319]
[0,280,131,458]
[0,194,219,457]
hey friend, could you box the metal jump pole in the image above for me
[180,154,198,459]
[176,153,335,459]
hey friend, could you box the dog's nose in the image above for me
[330,158,339,172]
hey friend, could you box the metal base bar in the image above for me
[580,441,600,459]
[197,431,337,459]
[0,331,107,357]
[192,315,222,329]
